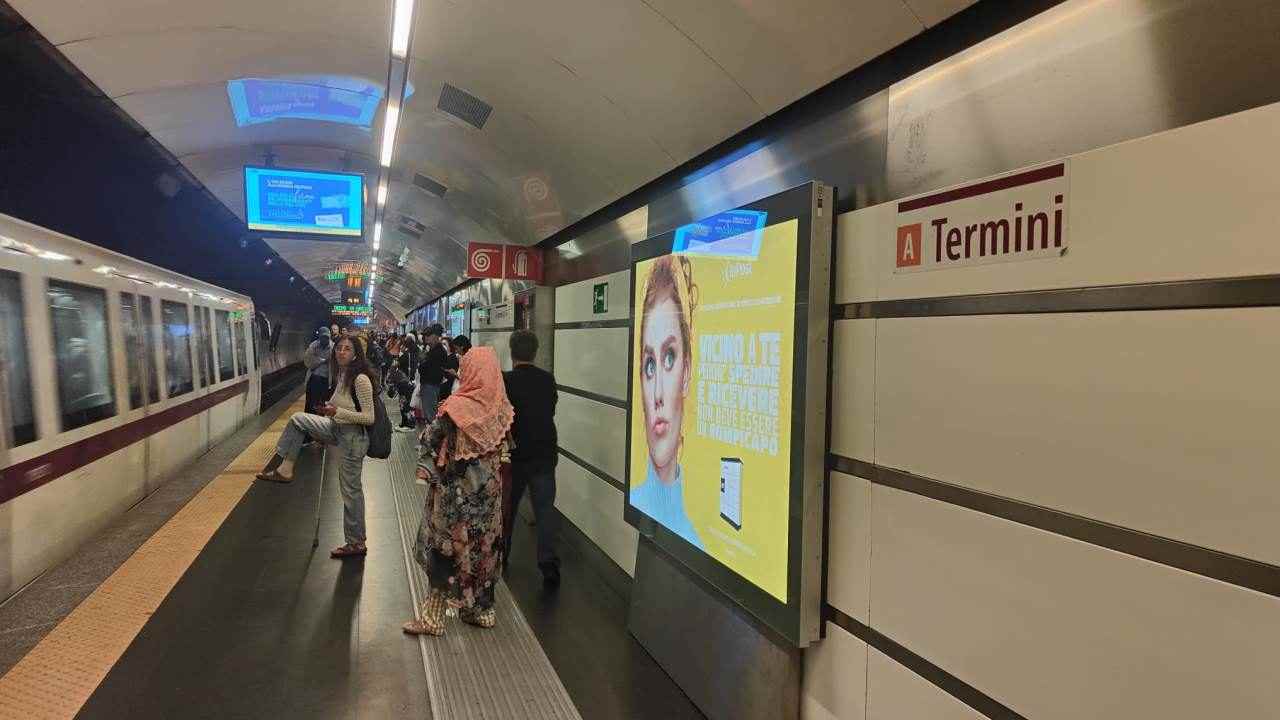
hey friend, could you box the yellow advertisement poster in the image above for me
[629,219,798,602]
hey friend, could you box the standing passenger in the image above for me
[403,347,513,635]
[502,330,560,586]
[256,336,377,559]
[417,324,447,428]
[303,326,332,414]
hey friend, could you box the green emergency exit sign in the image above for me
[593,282,608,314]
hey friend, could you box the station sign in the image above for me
[894,162,1069,273]
[466,242,544,283]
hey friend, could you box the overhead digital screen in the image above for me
[244,166,364,238]
[227,76,415,129]
[626,183,831,646]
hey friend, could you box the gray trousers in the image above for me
[278,413,370,545]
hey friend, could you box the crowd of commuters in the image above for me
[256,322,560,636]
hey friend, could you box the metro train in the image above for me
[0,213,302,601]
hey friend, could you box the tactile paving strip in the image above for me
[385,430,583,720]
[0,399,304,720]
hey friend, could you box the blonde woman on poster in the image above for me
[631,255,703,549]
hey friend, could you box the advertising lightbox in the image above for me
[625,183,832,647]
[244,166,364,238]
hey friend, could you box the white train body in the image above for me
[0,213,263,601]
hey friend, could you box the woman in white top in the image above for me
[257,336,378,558]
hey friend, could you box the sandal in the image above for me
[460,608,496,629]
[255,470,292,483]
[330,543,367,559]
[402,617,445,636]
[403,593,447,636]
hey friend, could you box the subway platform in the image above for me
[0,390,703,720]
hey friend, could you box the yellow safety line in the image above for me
[0,398,304,720]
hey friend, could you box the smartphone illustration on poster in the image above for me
[720,457,743,530]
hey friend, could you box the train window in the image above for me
[194,305,213,388]
[215,309,234,381]
[47,280,117,431]
[161,300,194,397]
[119,292,147,409]
[235,319,249,376]
[139,297,160,403]
[0,271,35,446]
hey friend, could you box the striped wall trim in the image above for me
[836,274,1280,319]
[472,326,516,333]
[828,454,1280,599]
[825,606,1028,720]
[558,447,625,492]
[556,384,627,410]
[553,319,630,330]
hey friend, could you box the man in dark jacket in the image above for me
[502,330,560,586]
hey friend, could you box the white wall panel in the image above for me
[866,647,982,720]
[870,484,1280,720]
[800,621,867,720]
[875,308,1280,566]
[472,331,513,371]
[829,321,875,462]
[555,458,637,576]
[826,472,872,624]
[556,392,627,482]
[835,101,1280,304]
[554,269,631,324]
[553,327,628,400]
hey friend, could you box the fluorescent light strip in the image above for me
[377,182,388,205]
[380,105,399,167]
[373,221,382,250]
[391,0,415,58]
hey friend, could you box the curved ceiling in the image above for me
[9,0,974,317]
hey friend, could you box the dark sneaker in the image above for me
[539,561,561,588]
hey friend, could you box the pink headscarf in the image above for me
[437,347,514,463]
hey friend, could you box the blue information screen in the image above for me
[244,166,364,238]
[672,209,768,259]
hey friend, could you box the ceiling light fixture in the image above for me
[391,0,416,58]
[377,182,388,205]
[380,105,399,167]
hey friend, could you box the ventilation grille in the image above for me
[399,215,426,239]
[438,83,492,129]
[413,173,448,197]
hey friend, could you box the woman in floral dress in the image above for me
[403,347,514,635]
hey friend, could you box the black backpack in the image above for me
[348,376,392,459]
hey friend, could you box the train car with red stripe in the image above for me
[0,213,266,600]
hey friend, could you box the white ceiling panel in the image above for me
[904,0,981,28]
[644,0,925,111]
[9,0,390,49]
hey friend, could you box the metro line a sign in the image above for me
[894,162,1069,273]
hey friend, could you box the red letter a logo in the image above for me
[897,224,922,268]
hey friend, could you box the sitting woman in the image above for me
[403,347,513,636]
[255,335,377,559]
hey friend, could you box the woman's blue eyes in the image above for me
[643,356,656,379]
[663,348,676,371]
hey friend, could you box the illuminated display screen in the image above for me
[227,76,414,129]
[244,166,363,238]
[625,184,830,646]
[629,217,795,602]
[332,304,372,316]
